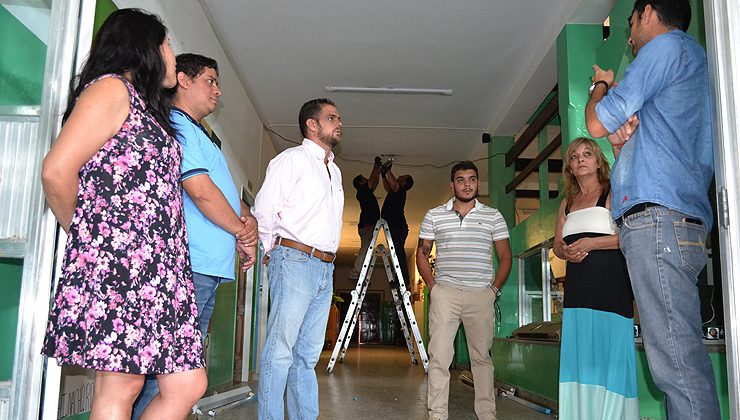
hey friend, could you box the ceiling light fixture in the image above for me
[325,86,453,96]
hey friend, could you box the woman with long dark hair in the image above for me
[41,9,206,419]
[554,137,638,419]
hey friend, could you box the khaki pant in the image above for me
[427,283,496,420]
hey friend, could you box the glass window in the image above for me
[520,249,543,325]
[518,242,562,326]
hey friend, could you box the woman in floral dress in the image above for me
[41,9,206,419]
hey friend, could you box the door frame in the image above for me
[704,0,740,417]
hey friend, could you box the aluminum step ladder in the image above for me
[326,219,428,374]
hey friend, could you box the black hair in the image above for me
[176,53,219,78]
[450,161,479,181]
[632,0,691,32]
[298,98,336,138]
[63,8,176,137]
[401,175,414,190]
[353,175,365,189]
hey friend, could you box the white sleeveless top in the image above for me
[561,206,617,238]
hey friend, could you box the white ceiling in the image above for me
[200,0,614,256]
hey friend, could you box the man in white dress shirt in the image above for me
[253,98,344,419]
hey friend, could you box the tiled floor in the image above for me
[205,345,554,419]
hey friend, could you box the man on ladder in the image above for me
[348,157,382,283]
[417,161,512,420]
[380,161,414,286]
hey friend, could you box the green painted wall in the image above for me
[686,0,706,48]
[0,6,46,105]
[0,258,23,381]
[63,414,91,420]
[492,340,560,401]
[93,0,117,35]
[206,281,237,389]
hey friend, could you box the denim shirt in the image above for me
[596,30,714,228]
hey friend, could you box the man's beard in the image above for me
[455,189,478,203]
[321,135,339,148]
[317,124,340,148]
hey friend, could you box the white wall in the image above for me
[114,0,277,199]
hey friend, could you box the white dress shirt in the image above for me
[254,138,344,254]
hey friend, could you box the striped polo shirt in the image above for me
[419,198,509,289]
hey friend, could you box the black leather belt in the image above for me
[616,202,660,227]
[623,202,660,218]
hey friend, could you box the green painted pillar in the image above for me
[488,136,515,227]
[93,0,117,34]
[556,23,603,152]
[487,135,517,338]
[687,0,705,47]
[595,0,636,165]
[596,0,633,79]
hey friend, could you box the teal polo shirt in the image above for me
[172,108,240,281]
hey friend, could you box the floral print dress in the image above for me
[42,74,204,374]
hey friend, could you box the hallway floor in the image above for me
[211,345,554,419]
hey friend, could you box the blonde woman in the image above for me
[554,137,638,419]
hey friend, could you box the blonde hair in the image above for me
[562,137,611,200]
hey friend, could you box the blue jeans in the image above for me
[131,272,222,419]
[258,245,334,420]
[619,206,720,419]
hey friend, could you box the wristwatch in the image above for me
[589,80,610,96]
[489,284,501,298]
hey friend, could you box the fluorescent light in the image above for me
[325,86,453,96]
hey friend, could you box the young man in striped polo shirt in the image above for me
[417,160,512,420]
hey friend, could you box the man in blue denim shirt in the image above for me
[585,1,720,418]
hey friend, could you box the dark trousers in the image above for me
[388,225,409,285]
